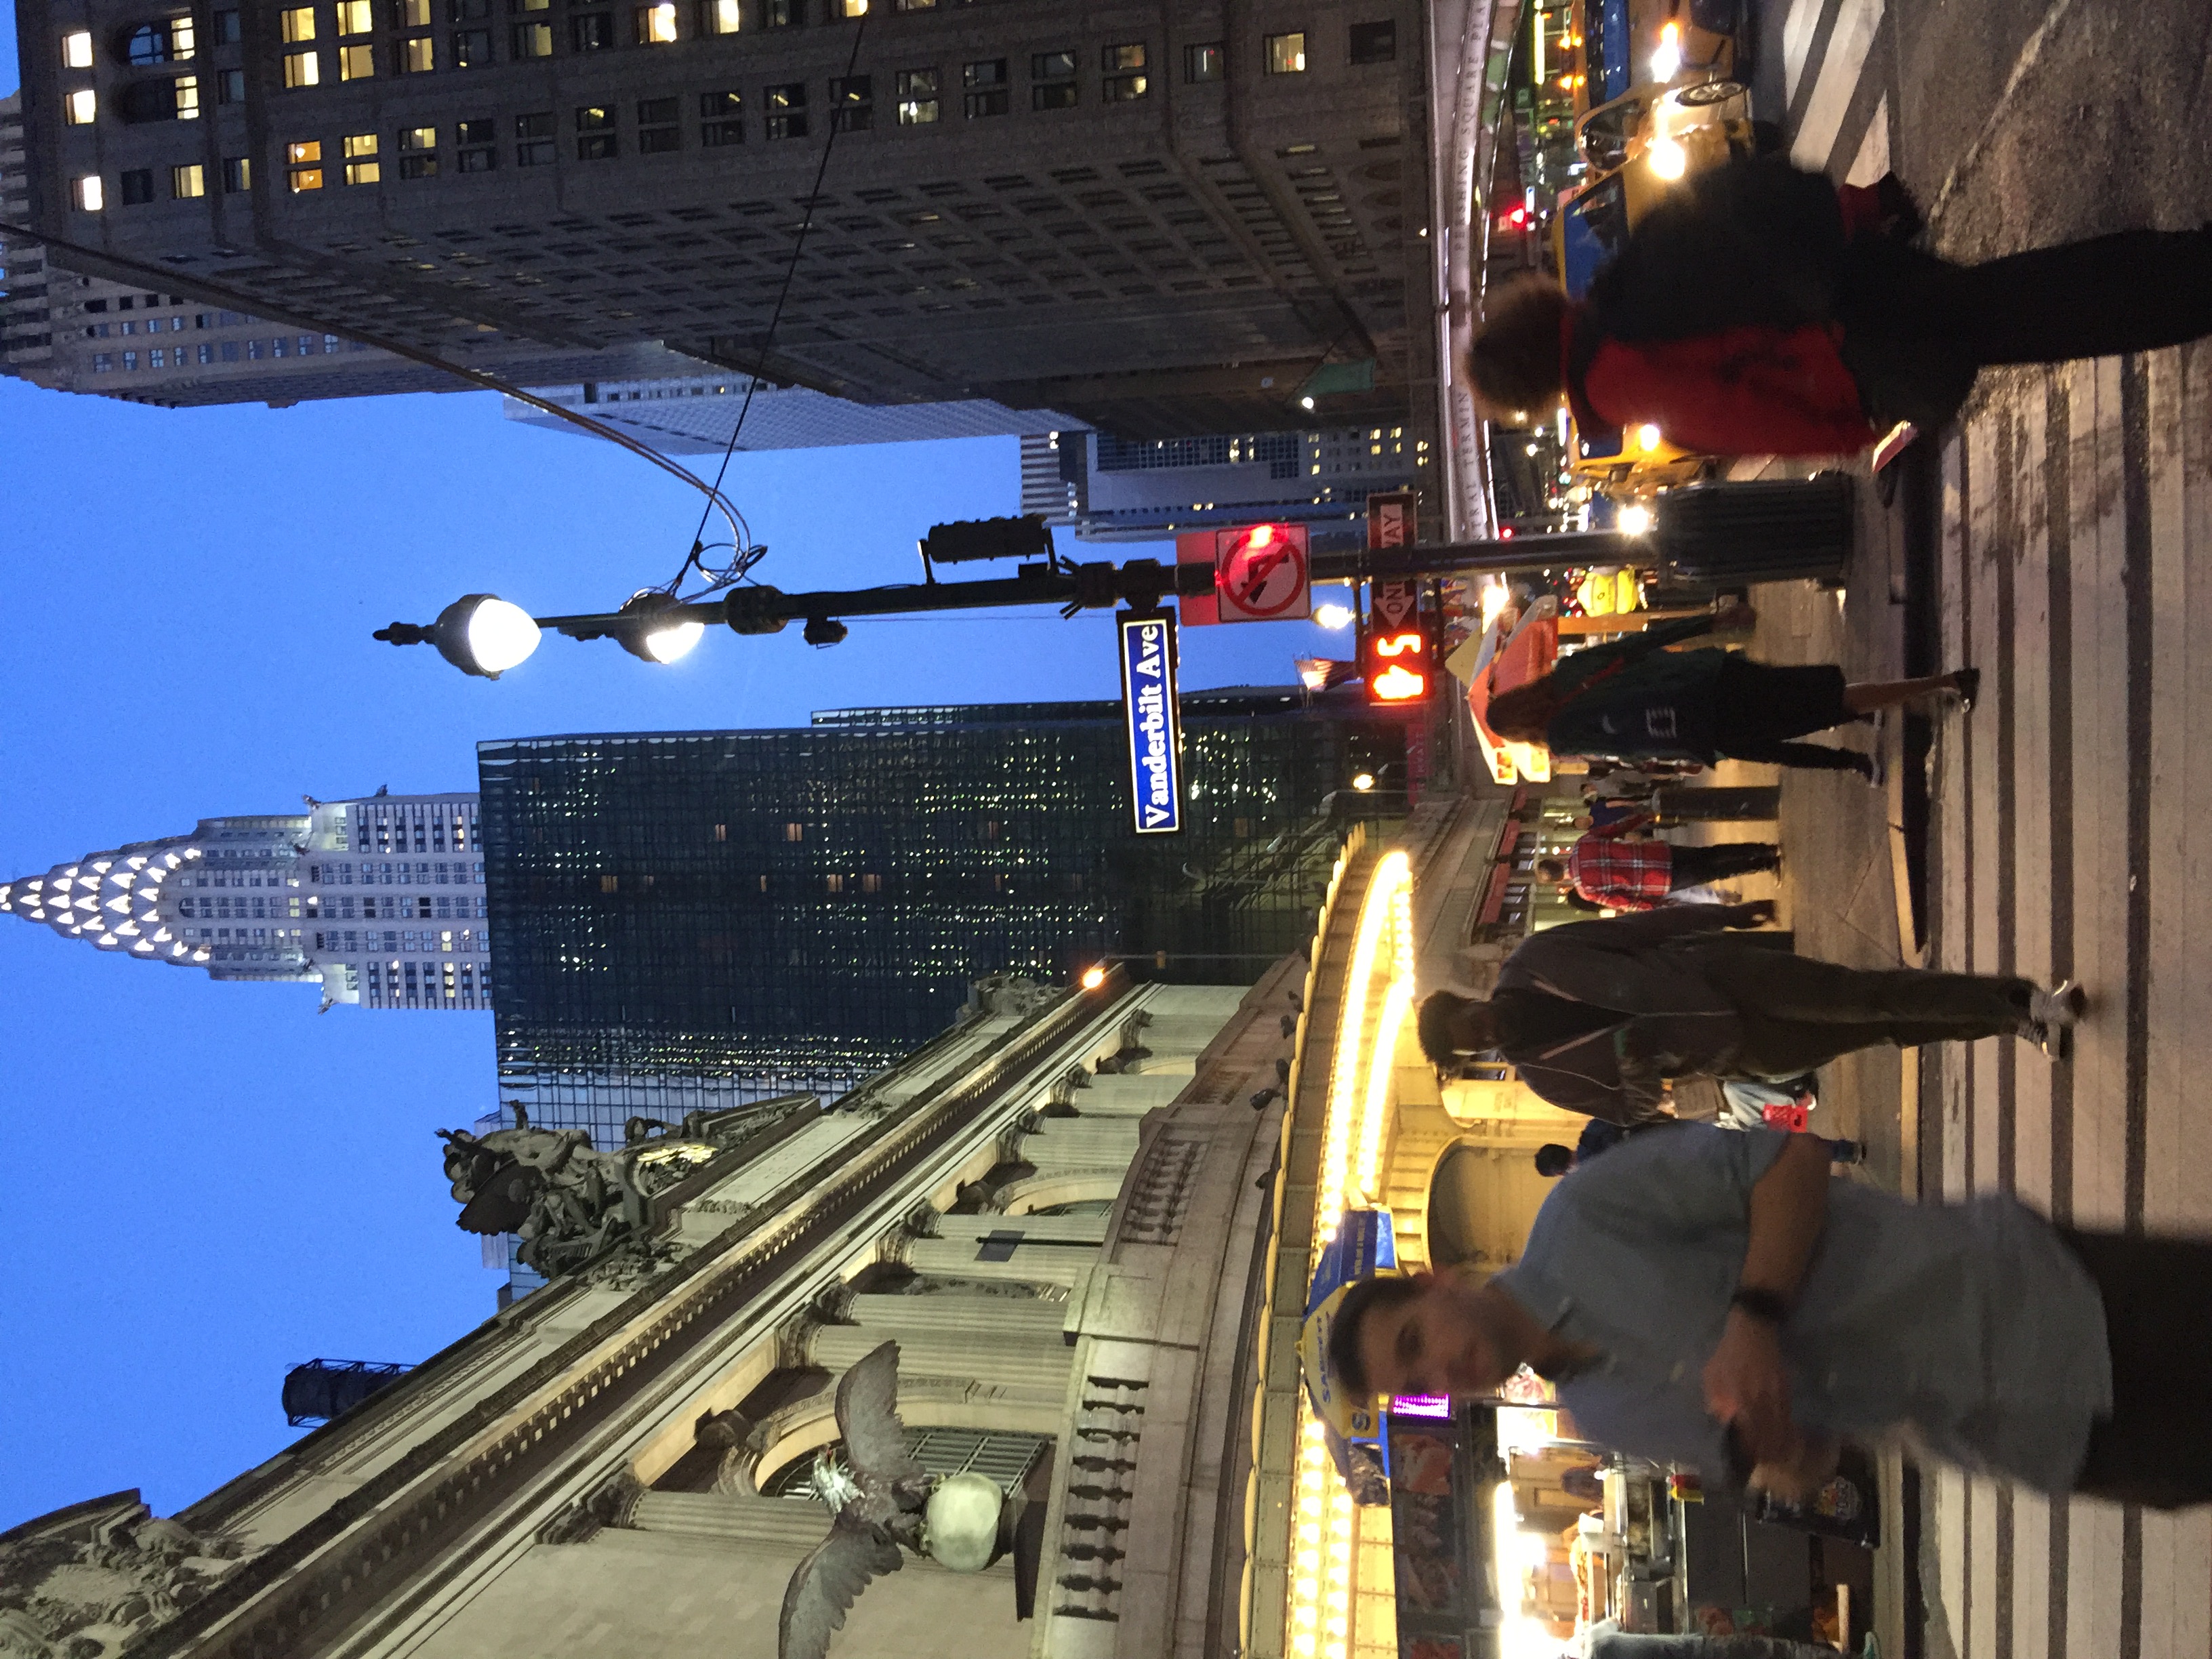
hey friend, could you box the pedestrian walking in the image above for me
[1536,811,1778,912]
[1483,611,1975,781]
[1416,901,2085,1124]
[1328,1124,2212,1510]
[1651,784,1780,824]
[1464,155,2212,455]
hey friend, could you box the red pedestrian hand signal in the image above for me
[1212,522,1312,623]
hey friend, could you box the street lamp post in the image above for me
[373,475,1851,675]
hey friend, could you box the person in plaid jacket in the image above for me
[1537,813,1779,912]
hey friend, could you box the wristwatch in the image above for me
[1729,1286,1790,1326]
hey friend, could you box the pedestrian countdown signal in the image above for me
[1362,578,1435,705]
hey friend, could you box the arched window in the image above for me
[117,16,194,64]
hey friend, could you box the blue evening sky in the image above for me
[0,26,1352,1525]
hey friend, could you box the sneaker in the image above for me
[2020,1018,2072,1062]
[1858,751,1887,789]
[1951,666,1982,712]
[1830,1140,1866,1165]
[2030,980,2088,1028]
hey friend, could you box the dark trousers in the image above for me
[2063,1229,2212,1509]
[1697,951,2030,1077]
[1654,785,1781,823]
[1844,226,2212,430]
[1717,738,1866,773]
[1670,842,1780,888]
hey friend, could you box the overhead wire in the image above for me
[0,220,753,544]
[670,6,872,598]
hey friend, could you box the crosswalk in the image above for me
[1765,6,2212,1656]
[1931,350,2212,1659]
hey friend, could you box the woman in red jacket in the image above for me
[1467,157,2212,456]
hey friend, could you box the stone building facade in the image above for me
[13,0,1436,439]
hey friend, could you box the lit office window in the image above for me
[172,162,206,197]
[1265,32,1308,73]
[402,35,434,69]
[287,140,325,190]
[399,125,438,178]
[700,0,739,33]
[512,20,551,55]
[1185,41,1224,81]
[337,1,373,32]
[895,68,937,125]
[285,49,321,86]
[62,30,94,67]
[281,7,316,41]
[635,3,677,43]
[1103,42,1147,100]
[343,131,380,183]
[64,89,96,124]
[73,174,104,211]
[764,82,806,140]
[575,105,617,160]
[338,43,375,78]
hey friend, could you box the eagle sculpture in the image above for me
[777,1340,1052,1659]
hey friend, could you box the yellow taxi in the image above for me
[1549,73,1755,504]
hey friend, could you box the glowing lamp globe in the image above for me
[434,595,541,679]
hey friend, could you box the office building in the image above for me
[501,368,1073,454]
[5,93,724,404]
[483,689,1407,1126]
[1019,420,1425,550]
[13,0,1436,439]
[0,789,493,1011]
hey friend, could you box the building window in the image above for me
[699,89,741,144]
[764,82,806,140]
[893,0,933,9]
[122,350,139,369]
[1103,41,1147,100]
[197,342,213,363]
[783,821,803,842]
[598,874,619,893]
[512,20,551,55]
[400,124,438,176]
[171,162,205,197]
[218,68,245,101]
[1265,31,1307,73]
[823,874,844,893]
[451,27,491,64]
[700,0,739,32]
[635,2,676,43]
[401,0,432,24]
[516,110,555,164]
[637,96,680,151]
[285,49,320,86]
[62,29,94,67]
[962,58,1007,118]
[829,74,872,132]
[222,155,251,191]
[338,0,374,31]
[575,105,617,159]
[1186,41,1223,81]
[712,823,728,841]
[571,11,614,49]
[287,140,324,190]
[339,42,375,78]
[119,169,156,205]
[64,89,96,124]
[401,34,434,68]
[94,352,113,371]
[895,67,937,124]
[764,0,796,22]
[343,132,380,182]
[281,5,315,40]
[117,74,200,121]
[859,872,882,893]
[1031,49,1077,109]
[1349,19,1395,62]
[456,117,495,169]
[127,18,195,62]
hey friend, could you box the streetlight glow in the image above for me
[1352,773,1376,792]
[1080,964,1107,991]
[642,619,706,662]
[1616,503,1654,535]
[462,598,541,674]
[1312,602,1355,631]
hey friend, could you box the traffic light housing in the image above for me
[1360,578,1437,705]
[919,514,1055,566]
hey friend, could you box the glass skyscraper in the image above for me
[480,690,1406,1136]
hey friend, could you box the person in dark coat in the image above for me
[1465,155,2212,455]
[1418,901,2085,1124]
[1485,611,1973,779]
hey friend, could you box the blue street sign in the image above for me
[1118,612,1183,835]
